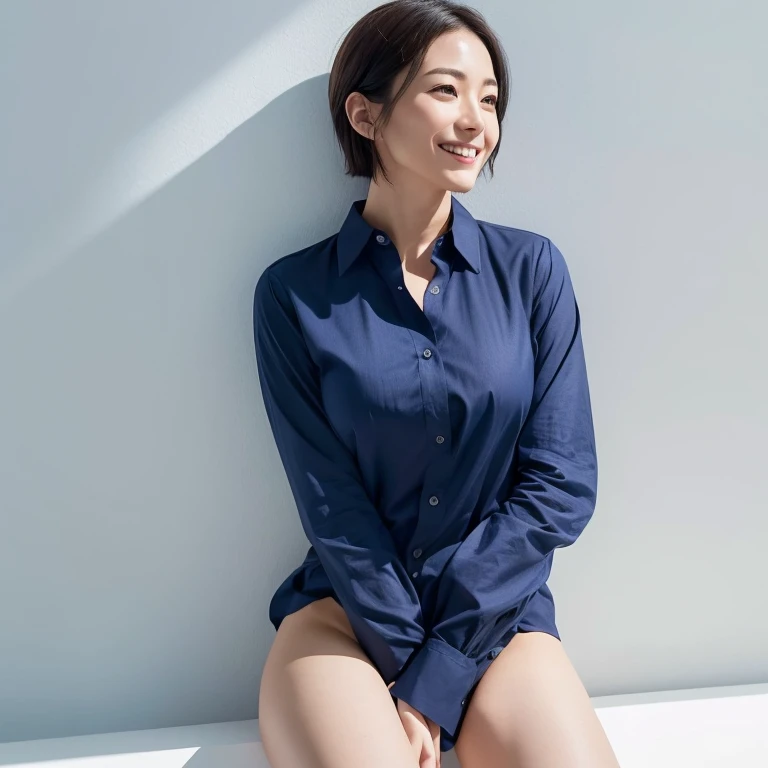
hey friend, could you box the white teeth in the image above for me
[440,144,477,158]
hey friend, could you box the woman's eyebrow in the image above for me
[422,67,497,87]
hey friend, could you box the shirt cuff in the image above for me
[388,637,477,738]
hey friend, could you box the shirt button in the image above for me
[430,285,440,294]
[423,349,432,358]
[429,496,439,506]
[397,285,403,290]
[461,698,467,706]
[375,233,387,244]
[412,571,419,578]
[435,435,444,444]
[413,548,422,558]
[437,236,444,245]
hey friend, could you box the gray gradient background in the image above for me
[1,0,765,745]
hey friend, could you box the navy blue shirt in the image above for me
[253,194,598,753]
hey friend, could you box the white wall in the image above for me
[1,0,766,744]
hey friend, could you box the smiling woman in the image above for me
[328,1,509,187]
[256,2,619,768]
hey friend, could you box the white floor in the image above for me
[0,682,766,768]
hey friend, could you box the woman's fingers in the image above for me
[400,712,431,765]
[428,718,441,768]
[418,729,437,768]
[425,720,440,768]
[395,701,437,768]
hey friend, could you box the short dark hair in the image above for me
[328,0,510,185]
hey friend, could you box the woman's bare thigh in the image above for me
[258,596,420,768]
[454,630,621,768]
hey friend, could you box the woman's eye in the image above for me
[434,84,497,106]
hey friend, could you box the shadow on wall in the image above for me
[0,27,370,746]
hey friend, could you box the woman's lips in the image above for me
[439,144,479,164]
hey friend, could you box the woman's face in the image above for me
[368,28,500,192]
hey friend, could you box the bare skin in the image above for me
[259,597,430,768]
[456,630,621,768]
[259,596,621,768]
[401,261,438,312]
[260,24,621,768]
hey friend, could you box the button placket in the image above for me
[410,333,453,560]
[392,246,453,574]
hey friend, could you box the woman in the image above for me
[255,1,621,766]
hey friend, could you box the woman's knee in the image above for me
[455,631,621,768]
[259,598,419,768]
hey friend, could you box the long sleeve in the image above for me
[389,237,598,736]
[253,267,428,684]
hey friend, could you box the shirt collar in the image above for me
[336,194,482,277]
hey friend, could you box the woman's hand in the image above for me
[388,682,441,768]
[422,713,442,767]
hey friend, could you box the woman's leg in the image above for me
[258,596,420,768]
[454,630,622,768]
